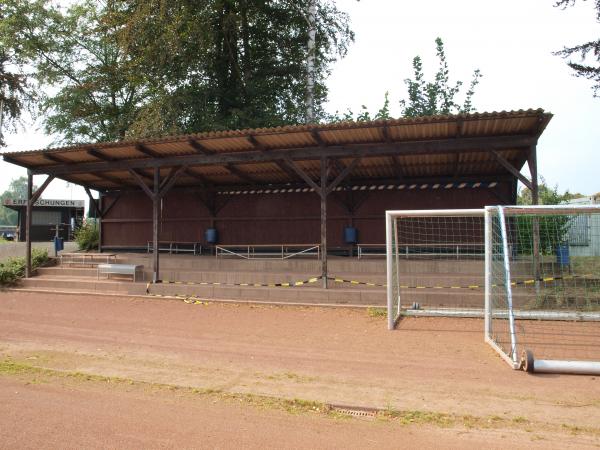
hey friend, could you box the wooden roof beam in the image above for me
[223,164,258,184]
[311,129,326,147]
[381,124,392,143]
[188,138,214,155]
[135,144,161,158]
[128,169,156,199]
[184,168,211,185]
[87,148,114,162]
[43,153,70,164]
[491,150,532,190]
[452,153,461,177]
[391,156,404,179]
[247,135,264,150]
[94,172,129,188]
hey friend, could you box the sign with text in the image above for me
[3,199,85,208]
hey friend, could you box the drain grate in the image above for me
[332,406,378,419]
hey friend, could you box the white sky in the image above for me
[2,0,599,209]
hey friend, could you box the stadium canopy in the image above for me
[1,109,552,283]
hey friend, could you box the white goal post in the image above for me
[386,205,600,375]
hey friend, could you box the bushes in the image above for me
[74,220,99,251]
[0,249,49,286]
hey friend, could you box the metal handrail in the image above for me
[215,244,320,260]
[358,243,485,259]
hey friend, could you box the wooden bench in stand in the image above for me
[97,264,144,282]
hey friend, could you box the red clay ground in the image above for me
[1,291,600,448]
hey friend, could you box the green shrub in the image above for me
[0,249,49,286]
[74,220,99,251]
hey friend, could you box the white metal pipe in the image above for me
[386,209,485,218]
[532,359,600,375]
[484,207,492,340]
[498,206,519,365]
[385,212,394,330]
[502,205,600,215]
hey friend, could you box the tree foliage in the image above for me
[399,38,482,117]
[2,0,151,143]
[0,1,35,146]
[517,177,583,205]
[1,0,353,145]
[515,177,583,255]
[0,177,34,226]
[554,0,600,96]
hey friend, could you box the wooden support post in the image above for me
[153,167,160,282]
[528,145,541,290]
[320,157,328,289]
[25,171,33,278]
[25,172,54,278]
[98,193,103,253]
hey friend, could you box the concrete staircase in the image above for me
[16,253,547,308]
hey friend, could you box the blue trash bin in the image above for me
[54,236,64,253]
[205,228,218,244]
[556,244,570,266]
[344,226,358,244]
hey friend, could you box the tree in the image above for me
[554,0,600,97]
[0,2,34,147]
[119,0,354,135]
[517,177,583,205]
[3,0,354,144]
[516,178,584,255]
[3,0,152,144]
[0,177,34,225]
[399,38,482,117]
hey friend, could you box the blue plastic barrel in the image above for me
[556,244,570,266]
[344,226,358,244]
[205,228,218,244]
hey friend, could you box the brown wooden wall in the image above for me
[100,182,513,248]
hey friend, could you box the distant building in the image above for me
[2,199,85,242]
[566,195,600,257]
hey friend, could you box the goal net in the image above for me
[386,205,600,374]
[386,209,486,330]
[486,205,600,371]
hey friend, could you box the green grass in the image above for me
[367,307,387,318]
[2,358,600,437]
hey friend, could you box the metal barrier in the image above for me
[147,241,202,255]
[215,244,320,260]
[357,243,484,259]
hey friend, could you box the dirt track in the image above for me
[1,291,600,448]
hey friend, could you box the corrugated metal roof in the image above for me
[1,109,551,191]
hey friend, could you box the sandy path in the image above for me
[0,291,599,435]
[0,377,596,449]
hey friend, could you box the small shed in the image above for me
[2,198,85,242]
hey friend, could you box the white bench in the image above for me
[97,264,144,282]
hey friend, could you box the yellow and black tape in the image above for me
[145,273,595,296]
[145,276,321,294]
[327,274,595,290]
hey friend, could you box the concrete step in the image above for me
[147,282,386,306]
[110,253,493,274]
[19,276,147,295]
[37,267,98,277]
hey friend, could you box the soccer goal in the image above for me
[486,205,600,374]
[386,205,600,375]
[385,209,487,329]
